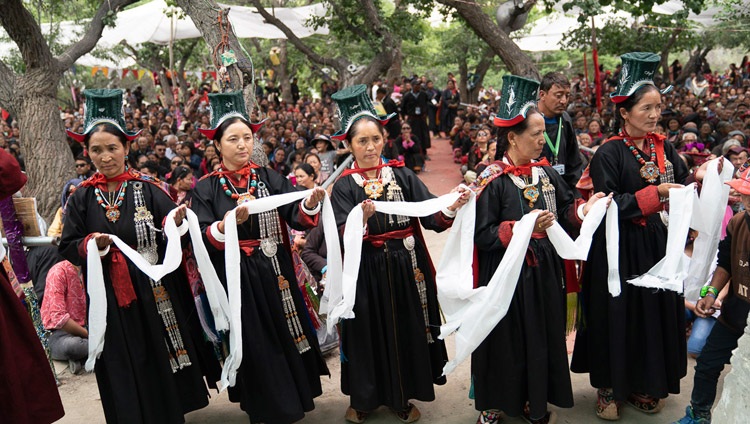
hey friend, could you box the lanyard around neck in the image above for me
[543,117,563,158]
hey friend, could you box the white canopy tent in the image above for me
[514,0,724,53]
[0,0,328,67]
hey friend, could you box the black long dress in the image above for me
[59,177,220,424]
[191,165,329,424]
[570,137,689,401]
[331,165,451,412]
[472,165,577,419]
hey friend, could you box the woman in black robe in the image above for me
[190,94,329,424]
[471,77,605,424]
[0,148,65,424]
[570,81,689,418]
[59,116,220,422]
[329,92,469,421]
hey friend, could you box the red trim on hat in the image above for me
[493,114,525,128]
[611,95,630,104]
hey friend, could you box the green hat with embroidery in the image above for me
[66,89,141,143]
[198,91,266,140]
[331,84,396,141]
[610,52,673,103]
[493,75,540,127]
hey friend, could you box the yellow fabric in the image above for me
[47,208,63,237]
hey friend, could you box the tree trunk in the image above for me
[386,45,403,83]
[16,72,75,222]
[675,47,712,85]
[176,0,257,110]
[458,58,469,103]
[158,70,175,107]
[277,40,293,103]
[660,29,682,82]
[436,0,539,79]
[472,49,495,104]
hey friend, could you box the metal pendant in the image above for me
[640,162,659,184]
[105,206,121,223]
[260,239,277,257]
[236,192,256,205]
[523,185,540,208]
[141,248,158,265]
[403,235,416,251]
[363,179,384,199]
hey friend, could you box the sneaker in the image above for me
[596,389,621,421]
[393,403,421,423]
[477,409,503,424]
[672,406,711,424]
[626,392,665,414]
[345,407,368,423]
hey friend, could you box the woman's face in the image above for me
[88,130,129,179]
[588,120,601,134]
[668,119,680,131]
[620,89,662,136]
[401,125,411,135]
[177,173,194,191]
[295,138,306,150]
[476,129,491,144]
[204,145,217,161]
[170,157,184,170]
[579,133,593,147]
[508,113,546,163]
[294,169,314,189]
[217,121,253,170]
[275,149,286,163]
[349,120,384,168]
[487,142,497,160]
[305,155,321,172]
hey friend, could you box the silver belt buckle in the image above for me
[403,235,415,251]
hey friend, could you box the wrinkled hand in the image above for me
[657,183,684,198]
[695,296,717,318]
[93,233,112,250]
[447,186,471,212]
[584,192,611,216]
[305,187,326,210]
[361,199,376,224]
[533,210,555,232]
[173,205,187,226]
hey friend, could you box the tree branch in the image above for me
[57,0,139,70]
[249,0,347,70]
[0,0,54,68]
[328,0,370,41]
[358,0,385,38]
[437,0,538,79]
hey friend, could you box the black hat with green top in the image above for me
[610,52,673,104]
[492,75,540,127]
[198,91,266,140]
[330,84,396,141]
[66,89,141,143]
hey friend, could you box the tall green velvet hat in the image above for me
[493,75,540,127]
[330,84,396,141]
[610,52,673,103]
[66,89,141,143]
[198,91,266,140]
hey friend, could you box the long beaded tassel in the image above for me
[406,237,433,343]
[133,182,191,372]
[258,181,310,354]
[277,264,311,353]
[539,169,558,219]
[385,169,410,226]
[151,278,192,371]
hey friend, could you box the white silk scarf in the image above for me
[439,197,612,375]
[221,190,339,391]
[85,208,184,371]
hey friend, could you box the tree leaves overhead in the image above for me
[546,0,706,22]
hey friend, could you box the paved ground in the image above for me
[54,136,724,423]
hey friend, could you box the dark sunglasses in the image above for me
[402,126,411,130]
[75,163,87,168]
[477,132,490,137]
[171,160,183,165]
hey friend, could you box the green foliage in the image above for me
[545,0,706,22]
[561,11,700,55]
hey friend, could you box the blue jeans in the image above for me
[685,309,718,356]
[690,321,742,417]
